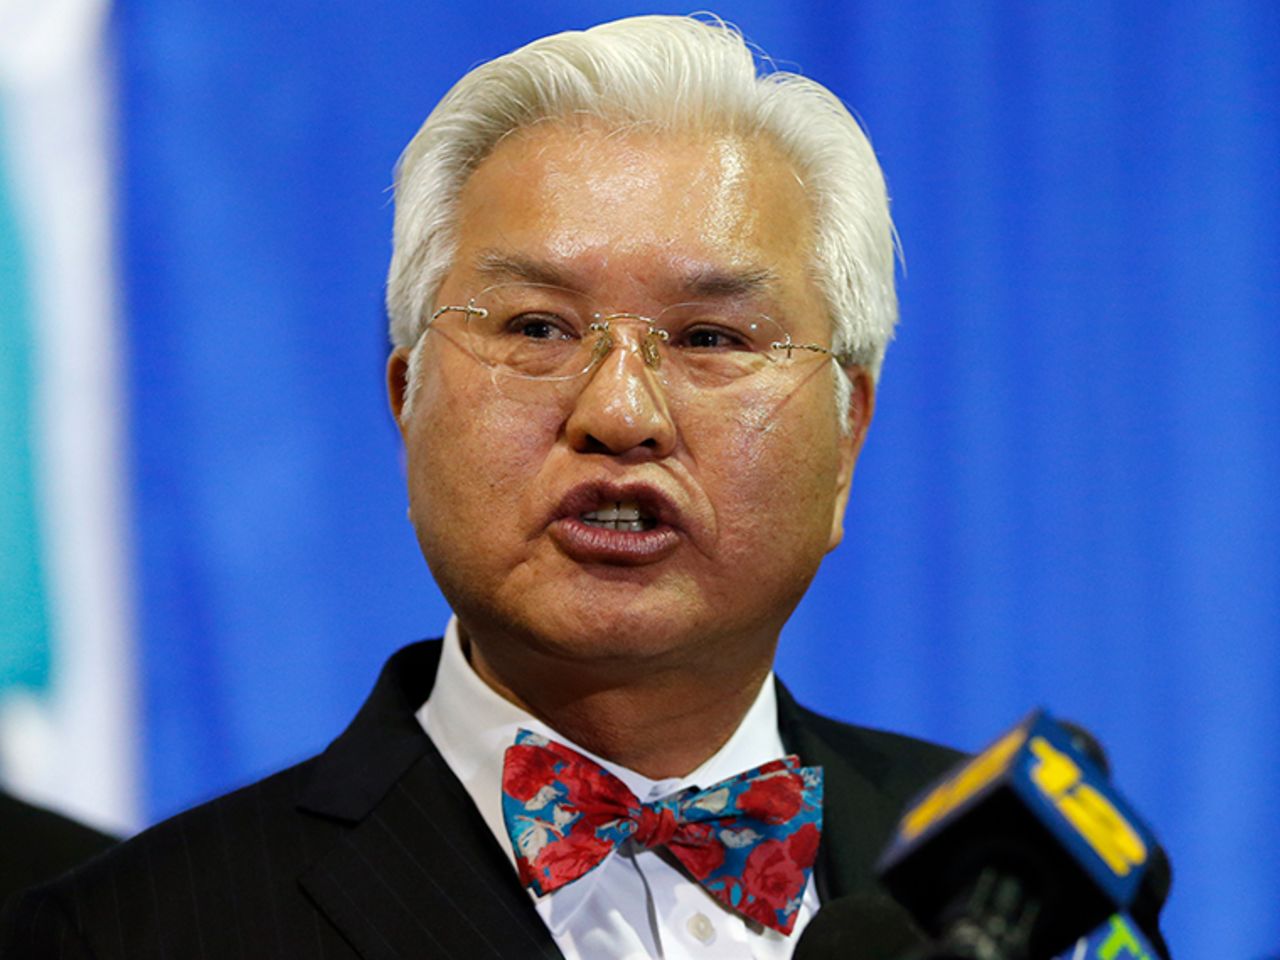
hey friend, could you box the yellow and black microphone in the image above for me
[873,710,1168,960]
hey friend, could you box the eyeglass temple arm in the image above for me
[430,303,489,323]
[769,335,851,364]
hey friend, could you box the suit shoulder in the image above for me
[0,792,118,904]
[804,705,962,763]
[783,696,965,796]
[1,643,443,957]
[85,757,324,882]
[1,758,343,958]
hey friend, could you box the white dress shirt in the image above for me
[418,618,819,960]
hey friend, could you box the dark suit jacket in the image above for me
[0,793,117,910]
[0,640,960,959]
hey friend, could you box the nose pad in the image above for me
[566,319,677,456]
[586,327,615,370]
[641,333,663,369]
[588,317,665,373]
[586,318,672,400]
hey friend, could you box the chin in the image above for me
[523,609,685,660]
[518,596,776,672]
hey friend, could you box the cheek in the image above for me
[404,364,558,543]
[702,374,846,543]
[697,413,841,557]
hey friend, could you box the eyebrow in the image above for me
[472,251,783,304]
[683,266,781,301]
[473,252,578,288]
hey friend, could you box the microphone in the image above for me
[1058,722,1172,960]
[875,710,1162,960]
[1056,721,1111,776]
[1067,912,1164,960]
[792,891,928,960]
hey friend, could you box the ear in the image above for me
[386,345,414,434]
[827,366,875,552]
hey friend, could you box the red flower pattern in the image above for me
[530,829,615,889]
[741,838,806,909]
[740,894,784,929]
[787,822,821,869]
[738,772,805,824]
[670,823,725,879]
[554,757,625,815]
[503,744,562,802]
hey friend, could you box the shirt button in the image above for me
[687,912,715,944]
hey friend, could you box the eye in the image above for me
[507,311,578,342]
[672,323,754,351]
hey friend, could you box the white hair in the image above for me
[386,14,898,415]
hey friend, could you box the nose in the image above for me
[563,323,677,458]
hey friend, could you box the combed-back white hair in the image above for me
[386,14,898,395]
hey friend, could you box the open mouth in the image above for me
[551,484,681,564]
[579,500,657,532]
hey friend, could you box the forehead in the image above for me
[446,120,818,307]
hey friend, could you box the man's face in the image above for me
[389,121,873,678]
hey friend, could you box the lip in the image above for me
[548,481,684,565]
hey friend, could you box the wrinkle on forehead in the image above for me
[448,118,821,327]
[469,249,783,306]
[484,118,805,232]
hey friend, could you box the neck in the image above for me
[461,628,775,779]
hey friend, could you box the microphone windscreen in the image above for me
[793,891,927,960]
[876,710,1162,960]
[1129,843,1173,960]
[1057,720,1110,777]
[1060,721,1172,958]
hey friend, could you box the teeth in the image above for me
[581,500,655,531]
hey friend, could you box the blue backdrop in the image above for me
[113,3,1279,957]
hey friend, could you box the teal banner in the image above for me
[0,112,53,694]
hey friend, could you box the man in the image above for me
[1,16,959,958]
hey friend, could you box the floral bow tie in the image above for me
[501,729,823,935]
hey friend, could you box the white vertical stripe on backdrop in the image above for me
[0,0,137,834]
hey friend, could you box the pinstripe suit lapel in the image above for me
[295,641,564,960]
[299,747,562,960]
